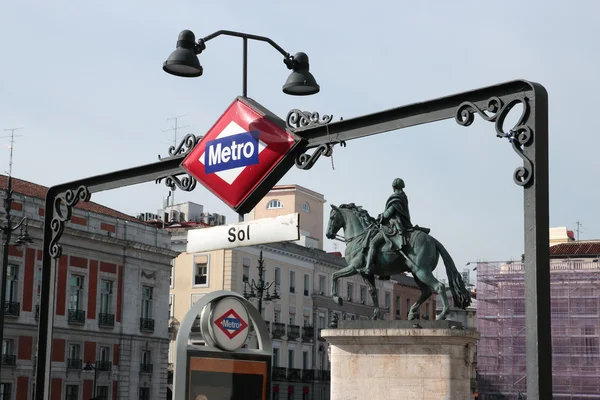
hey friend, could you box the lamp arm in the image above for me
[200,30,292,61]
[11,217,28,232]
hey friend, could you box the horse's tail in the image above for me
[432,237,472,309]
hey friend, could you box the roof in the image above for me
[0,175,141,223]
[549,241,600,257]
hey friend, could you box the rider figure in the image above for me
[364,178,413,275]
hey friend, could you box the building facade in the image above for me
[1,176,177,400]
[476,234,600,399]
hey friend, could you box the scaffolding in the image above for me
[476,260,600,399]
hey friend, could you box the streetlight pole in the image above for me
[1,174,33,379]
[84,361,98,400]
[243,250,279,315]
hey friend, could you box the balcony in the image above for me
[272,366,287,380]
[35,305,39,320]
[98,313,115,328]
[315,369,331,381]
[140,318,155,333]
[287,368,301,380]
[271,322,285,338]
[4,301,20,317]
[1,354,16,366]
[302,326,314,341]
[140,363,153,374]
[287,325,300,339]
[67,358,82,370]
[301,369,315,381]
[68,309,85,325]
[289,286,296,294]
[96,360,112,371]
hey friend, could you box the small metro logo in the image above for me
[214,308,249,339]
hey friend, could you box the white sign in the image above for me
[208,297,250,351]
[186,213,300,253]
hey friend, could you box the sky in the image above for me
[2,1,600,283]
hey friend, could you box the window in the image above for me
[97,386,109,400]
[273,347,280,367]
[5,265,18,302]
[360,286,367,303]
[395,296,400,316]
[139,387,150,400]
[0,383,11,400]
[193,255,208,286]
[318,314,325,329]
[99,346,110,362]
[347,282,354,301]
[169,259,174,288]
[69,344,80,361]
[301,202,310,213]
[141,286,153,319]
[289,271,296,293]
[2,339,13,356]
[303,274,310,296]
[303,315,310,326]
[242,257,251,282]
[267,199,284,209]
[385,292,391,309]
[406,298,411,317]
[274,310,280,323]
[288,349,295,368]
[100,280,112,314]
[302,351,310,370]
[65,385,78,400]
[169,294,174,319]
[69,275,84,311]
[142,349,152,365]
[274,268,281,292]
[318,275,326,294]
[289,309,296,325]
[424,302,430,319]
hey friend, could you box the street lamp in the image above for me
[1,174,34,378]
[83,361,98,400]
[243,250,280,314]
[163,29,320,96]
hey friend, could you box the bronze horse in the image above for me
[325,203,471,320]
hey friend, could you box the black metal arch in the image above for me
[35,79,550,400]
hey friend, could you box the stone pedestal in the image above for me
[321,320,479,400]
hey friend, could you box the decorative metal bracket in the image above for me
[155,174,197,192]
[455,96,533,187]
[141,270,157,280]
[49,186,91,259]
[295,141,346,170]
[286,109,334,131]
[158,133,202,160]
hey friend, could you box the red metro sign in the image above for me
[182,97,302,214]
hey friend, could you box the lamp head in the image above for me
[282,52,320,96]
[163,30,204,78]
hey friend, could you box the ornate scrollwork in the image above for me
[155,174,197,192]
[295,141,347,170]
[159,133,201,160]
[455,96,534,187]
[286,109,334,131]
[141,270,157,280]
[49,186,91,259]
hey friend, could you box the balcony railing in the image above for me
[1,354,16,366]
[315,369,331,381]
[96,360,112,371]
[301,369,315,381]
[68,309,85,324]
[140,363,153,374]
[272,366,287,380]
[271,322,285,338]
[302,326,314,340]
[4,301,20,317]
[287,324,300,339]
[67,358,82,370]
[140,318,155,332]
[287,368,301,380]
[98,313,115,328]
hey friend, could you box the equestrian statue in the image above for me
[325,178,472,320]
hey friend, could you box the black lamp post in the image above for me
[1,174,33,378]
[83,361,98,400]
[163,29,320,97]
[243,250,279,314]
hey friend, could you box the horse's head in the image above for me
[326,204,344,239]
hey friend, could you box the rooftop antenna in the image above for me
[162,115,190,206]
[575,221,583,241]
[1,127,24,178]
